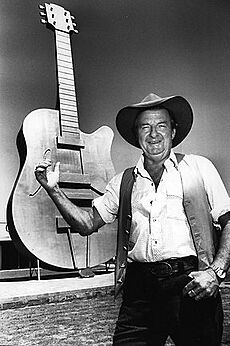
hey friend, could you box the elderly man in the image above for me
[35,93,230,346]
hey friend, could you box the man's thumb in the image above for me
[54,162,60,174]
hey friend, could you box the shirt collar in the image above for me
[134,150,178,178]
[165,151,179,171]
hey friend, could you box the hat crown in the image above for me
[141,93,161,103]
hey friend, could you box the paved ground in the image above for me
[0,291,118,346]
[0,272,114,310]
[0,274,229,345]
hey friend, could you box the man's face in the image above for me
[136,108,176,163]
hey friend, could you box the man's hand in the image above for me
[34,159,60,190]
[183,269,219,301]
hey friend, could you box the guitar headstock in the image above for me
[39,3,78,34]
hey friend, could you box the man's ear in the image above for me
[172,128,176,140]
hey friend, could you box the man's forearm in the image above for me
[34,160,105,235]
[47,185,96,236]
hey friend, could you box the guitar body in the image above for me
[7,108,117,269]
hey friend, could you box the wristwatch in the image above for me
[209,264,227,281]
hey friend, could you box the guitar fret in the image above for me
[58,65,74,74]
[57,53,71,61]
[61,116,79,125]
[57,40,70,48]
[62,125,79,133]
[61,108,77,115]
[57,38,69,45]
[56,31,69,38]
[59,83,75,90]
[59,85,75,92]
[61,120,79,128]
[56,36,71,47]
[62,115,78,122]
[60,104,77,112]
[57,54,72,63]
[59,97,77,108]
[58,77,75,86]
[60,99,77,106]
[59,72,74,81]
[59,84,76,92]
[59,93,76,101]
[60,109,78,116]
[57,42,71,53]
[61,120,78,127]
[58,60,73,69]
[58,75,74,83]
[58,66,73,74]
[57,48,72,58]
[59,89,76,97]
[57,36,70,44]
[58,70,74,80]
[61,107,77,114]
[56,34,70,43]
[60,104,77,114]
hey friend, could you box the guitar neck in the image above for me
[55,30,80,138]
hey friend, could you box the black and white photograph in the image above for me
[0,1,230,345]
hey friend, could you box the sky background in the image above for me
[1,0,230,223]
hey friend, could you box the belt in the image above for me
[128,256,198,278]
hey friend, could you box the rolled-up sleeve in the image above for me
[92,172,123,224]
[194,155,230,222]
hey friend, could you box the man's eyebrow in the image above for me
[158,120,169,124]
[140,120,168,125]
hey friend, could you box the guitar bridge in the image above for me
[57,135,85,149]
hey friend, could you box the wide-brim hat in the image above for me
[116,93,193,148]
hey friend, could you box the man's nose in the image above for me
[149,125,158,137]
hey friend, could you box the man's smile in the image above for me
[146,139,162,145]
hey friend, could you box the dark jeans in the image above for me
[113,259,223,346]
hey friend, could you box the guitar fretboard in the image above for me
[55,30,80,138]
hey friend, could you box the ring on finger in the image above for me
[190,289,196,296]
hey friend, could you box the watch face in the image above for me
[210,265,227,279]
[217,269,226,279]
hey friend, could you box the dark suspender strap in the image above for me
[115,167,135,297]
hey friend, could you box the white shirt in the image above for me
[93,151,230,262]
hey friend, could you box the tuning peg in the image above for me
[40,18,47,24]
[73,23,77,27]
[38,4,45,10]
[39,11,46,16]
[71,15,75,20]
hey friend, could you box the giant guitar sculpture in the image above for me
[7,3,117,270]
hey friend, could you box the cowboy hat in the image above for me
[116,93,193,148]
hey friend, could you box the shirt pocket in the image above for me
[167,195,187,221]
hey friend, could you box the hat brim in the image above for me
[116,95,193,148]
